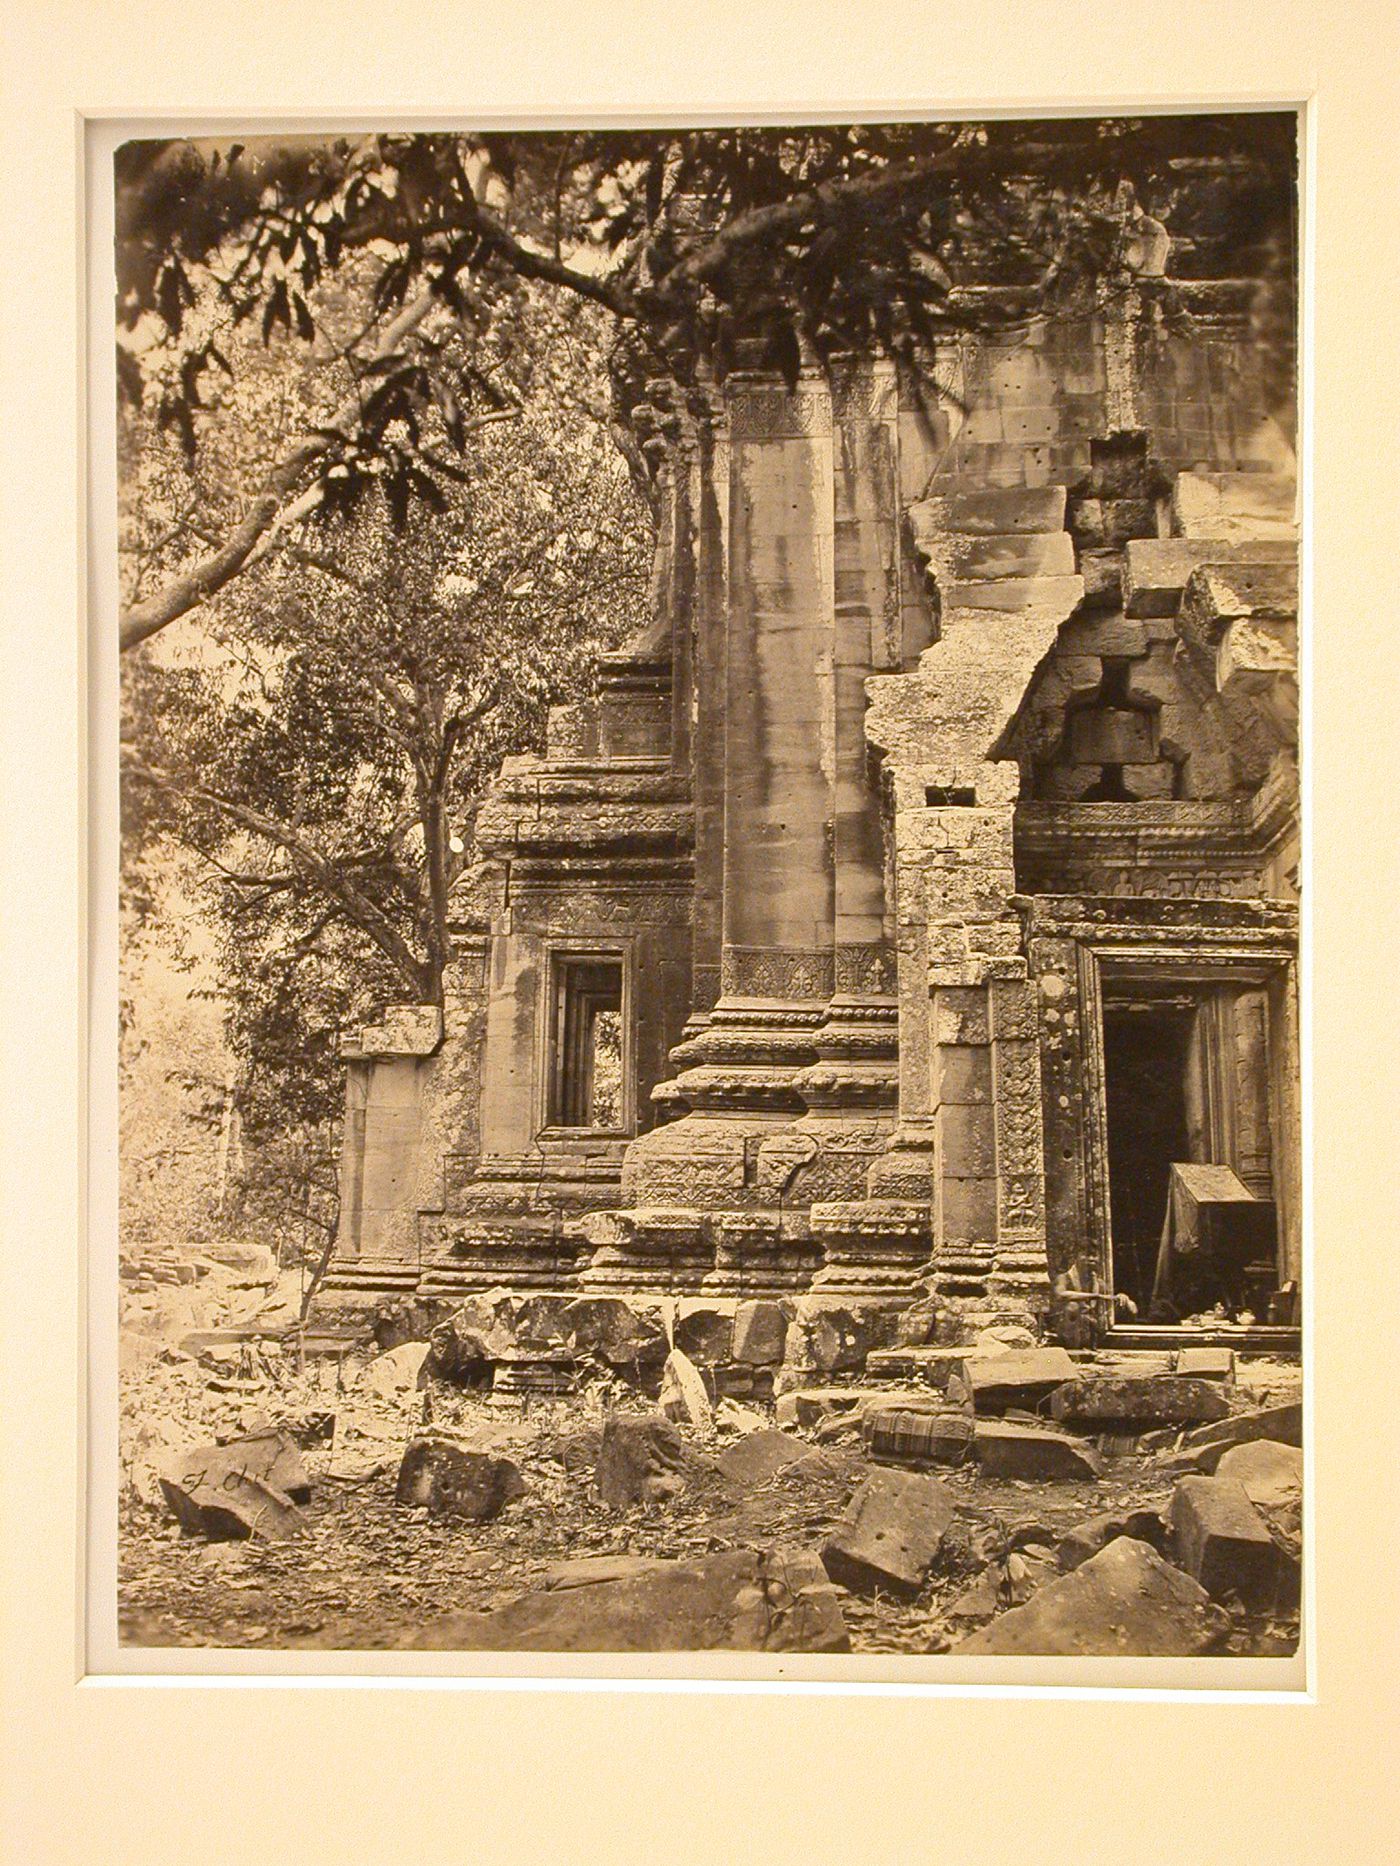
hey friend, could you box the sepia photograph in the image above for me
[109,110,1308,1671]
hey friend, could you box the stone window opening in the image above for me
[546,955,627,1132]
[1100,981,1281,1327]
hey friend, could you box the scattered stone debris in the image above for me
[394,1435,526,1521]
[1049,1374,1232,1430]
[542,1555,665,1591]
[1176,1347,1236,1382]
[973,1419,1102,1481]
[358,1340,431,1403]
[864,1346,971,1388]
[1144,1400,1303,1469]
[715,1397,768,1435]
[489,1350,578,1405]
[415,1548,850,1653]
[955,1537,1232,1656]
[1169,1475,1280,1604]
[821,1467,954,1598]
[159,1430,310,1542]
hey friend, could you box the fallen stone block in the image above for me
[595,1412,691,1508]
[418,1548,850,1653]
[395,1436,525,1521]
[973,1420,1102,1481]
[159,1431,311,1542]
[1144,1400,1303,1470]
[863,1406,975,1467]
[955,1537,1231,1655]
[542,1555,665,1591]
[1169,1475,1280,1604]
[1056,1509,1169,1571]
[1049,1375,1231,1431]
[658,1347,714,1432]
[716,1428,810,1487]
[673,1302,734,1366]
[731,1299,788,1366]
[1214,1441,1303,1561]
[968,1348,1077,1414]
[780,1296,903,1378]
[715,1396,768,1435]
[358,1339,431,1402]
[821,1467,954,1598]
[1175,1347,1236,1382]
[864,1346,971,1388]
[774,1385,941,1430]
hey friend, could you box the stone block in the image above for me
[716,1428,810,1487]
[395,1436,525,1521]
[420,1548,849,1653]
[955,1537,1230,1655]
[357,1340,431,1402]
[939,1175,998,1237]
[933,1044,994,1105]
[821,1467,954,1598]
[782,1296,903,1376]
[968,1347,1077,1413]
[1145,1400,1302,1470]
[730,1299,787,1366]
[933,988,990,1045]
[1056,1510,1169,1571]
[1175,1347,1235,1381]
[1066,706,1157,766]
[658,1348,714,1432]
[912,484,1067,538]
[939,1102,997,1177]
[595,1413,691,1508]
[973,1420,1101,1481]
[1215,1440,1303,1561]
[1169,1475,1280,1604]
[159,1431,311,1542]
[864,1345,969,1388]
[864,1406,975,1467]
[1049,1375,1232,1430]
[673,1302,735,1365]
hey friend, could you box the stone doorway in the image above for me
[1100,978,1282,1327]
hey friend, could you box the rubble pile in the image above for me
[120,1275,1304,1658]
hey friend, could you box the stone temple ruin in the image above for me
[325,251,1300,1382]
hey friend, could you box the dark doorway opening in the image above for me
[1102,998,1194,1316]
[1101,981,1285,1327]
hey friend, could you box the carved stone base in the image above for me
[702,1211,825,1295]
[808,1199,932,1295]
[572,1208,714,1293]
[418,1220,587,1293]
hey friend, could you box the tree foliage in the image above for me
[116,116,1297,649]
[124,283,652,1130]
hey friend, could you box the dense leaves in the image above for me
[117,118,1297,647]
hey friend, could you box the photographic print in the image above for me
[113,112,1304,1670]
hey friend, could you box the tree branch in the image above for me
[119,290,442,652]
[126,759,431,997]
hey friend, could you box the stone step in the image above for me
[1123,537,1297,618]
[938,530,1077,580]
[911,484,1067,538]
[945,574,1084,613]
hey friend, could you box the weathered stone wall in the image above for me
[325,279,1301,1350]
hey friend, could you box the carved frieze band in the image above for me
[727,386,833,442]
[722,944,835,1001]
[834,940,899,997]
